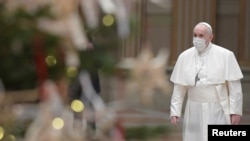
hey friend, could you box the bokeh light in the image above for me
[52,117,64,130]
[8,135,15,141]
[45,55,57,67]
[71,99,85,112]
[102,14,115,26]
[0,127,4,140]
[67,67,78,78]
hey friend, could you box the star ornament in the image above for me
[118,46,171,105]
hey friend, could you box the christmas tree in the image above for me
[0,1,173,141]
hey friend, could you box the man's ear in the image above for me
[209,34,214,41]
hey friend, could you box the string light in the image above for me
[8,135,15,141]
[0,127,4,140]
[52,117,64,130]
[71,99,85,112]
[67,67,78,78]
[45,55,57,67]
[102,14,115,26]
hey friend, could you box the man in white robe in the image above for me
[170,22,243,141]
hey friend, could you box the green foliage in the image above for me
[124,125,171,140]
[0,3,121,90]
[0,104,34,140]
[79,24,119,75]
[0,4,60,90]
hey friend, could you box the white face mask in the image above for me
[193,37,207,52]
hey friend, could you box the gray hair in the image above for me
[198,22,212,34]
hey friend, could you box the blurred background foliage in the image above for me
[0,3,120,91]
[0,4,58,90]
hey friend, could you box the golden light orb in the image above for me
[52,117,64,130]
[71,99,85,112]
[0,127,4,140]
[45,55,57,66]
[67,67,78,78]
[102,14,115,26]
[8,135,15,141]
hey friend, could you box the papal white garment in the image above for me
[170,43,243,141]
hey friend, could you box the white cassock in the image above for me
[170,43,243,141]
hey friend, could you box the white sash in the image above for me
[188,85,219,103]
[187,84,230,124]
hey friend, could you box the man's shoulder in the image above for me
[211,44,234,54]
[179,47,195,57]
[212,44,232,53]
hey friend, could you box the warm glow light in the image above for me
[102,14,114,26]
[45,55,57,66]
[71,99,85,112]
[52,118,64,129]
[67,67,78,78]
[8,135,15,141]
[0,127,4,140]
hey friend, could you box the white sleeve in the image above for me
[228,80,243,116]
[170,84,187,117]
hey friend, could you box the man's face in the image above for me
[193,25,212,46]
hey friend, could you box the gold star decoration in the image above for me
[118,45,171,105]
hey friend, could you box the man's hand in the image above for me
[231,114,241,125]
[170,116,180,126]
